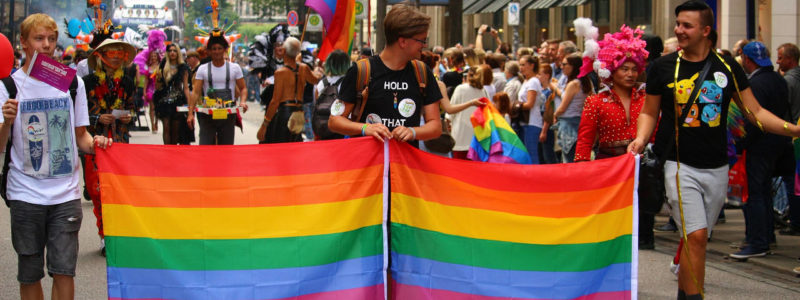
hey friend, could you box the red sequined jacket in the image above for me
[575,84,647,161]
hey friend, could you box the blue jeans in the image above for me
[522,125,541,164]
[557,117,580,163]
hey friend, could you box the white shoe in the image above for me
[670,261,679,277]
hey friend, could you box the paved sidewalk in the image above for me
[654,208,800,278]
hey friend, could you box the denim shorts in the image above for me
[9,200,82,284]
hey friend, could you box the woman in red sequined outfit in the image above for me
[574,63,646,161]
[574,24,650,162]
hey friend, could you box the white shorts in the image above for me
[664,161,729,237]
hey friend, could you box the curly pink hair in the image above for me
[594,25,649,79]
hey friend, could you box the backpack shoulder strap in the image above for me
[69,76,79,105]
[352,58,371,122]
[411,59,427,98]
[322,76,330,88]
[2,77,17,99]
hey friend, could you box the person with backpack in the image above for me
[312,50,350,140]
[257,37,321,143]
[327,3,443,146]
[0,14,112,300]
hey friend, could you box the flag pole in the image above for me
[367,0,371,48]
[300,9,310,42]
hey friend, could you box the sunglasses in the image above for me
[103,50,128,59]
[407,37,428,45]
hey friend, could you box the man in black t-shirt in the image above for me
[628,2,800,299]
[328,3,442,145]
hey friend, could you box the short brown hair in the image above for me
[20,14,58,40]
[779,43,800,63]
[186,50,200,59]
[675,1,714,28]
[384,3,431,46]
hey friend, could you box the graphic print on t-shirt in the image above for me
[670,72,725,128]
[20,96,73,177]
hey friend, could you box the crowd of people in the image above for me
[4,1,800,299]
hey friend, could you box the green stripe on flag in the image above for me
[390,223,631,272]
[106,225,383,270]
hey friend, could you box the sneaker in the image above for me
[729,246,768,259]
[669,261,680,277]
[794,266,800,275]
[655,223,678,232]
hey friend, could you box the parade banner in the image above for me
[96,138,387,300]
[389,141,638,299]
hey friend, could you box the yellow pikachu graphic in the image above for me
[667,73,699,104]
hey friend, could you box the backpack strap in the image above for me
[322,76,330,88]
[411,59,427,97]
[352,58,371,122]
[2,77,17,99]
[69,76,78,105]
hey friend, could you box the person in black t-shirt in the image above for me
[628,2,800,299]
[328,3,442,146]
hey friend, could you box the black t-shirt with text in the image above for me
[339,56,441,132]
[646,51,750,169]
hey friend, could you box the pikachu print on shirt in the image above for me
[667,72,725,128]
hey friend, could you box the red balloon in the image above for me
[0,33,13,78]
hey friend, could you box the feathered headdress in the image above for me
[195,0,236,48]
[575,18,649,80]
[63,0,121,49]
[133,29,167,75]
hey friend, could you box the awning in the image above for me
[464,0,495,14]
[388,0,450,5]
[525,0,560,10]
[481,0,512,14]
[558,0,589,6]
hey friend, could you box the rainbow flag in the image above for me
[467,99,531,164]
[306,0,356,61]
[389,141,638,299]
[97,139,387,300]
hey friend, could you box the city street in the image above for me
[0,105,797,299]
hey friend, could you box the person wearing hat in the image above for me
[81,38,136,255]
[188,30,248,145]
[729,41,793,259]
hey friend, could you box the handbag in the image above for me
[638,55,712,214]
[423,117,456,153]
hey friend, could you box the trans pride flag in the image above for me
[305,0,356,61]
[390,141,638,299]
[97,138,386,300]
[467,98,531,164]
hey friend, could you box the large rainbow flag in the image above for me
[390,141,638,299]
[97,138,637,299]
[97,138,387,300]
[467,98,531,164]
[306,0,356,61]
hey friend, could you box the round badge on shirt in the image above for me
[330,100,345,116]
[398,98,416,118]
[713,72,728,88]
[366,113,382,124]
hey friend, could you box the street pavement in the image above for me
[0,104,799,299]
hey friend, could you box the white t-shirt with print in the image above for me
[0,71,90,205]
[194,62,244,101]
[518,77,543,127]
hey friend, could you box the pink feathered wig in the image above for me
[594,25,649,79]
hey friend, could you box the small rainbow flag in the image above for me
[306,0,356,61]
[467,98,531,164]
[390,141,638,299]
[97,139,387,300]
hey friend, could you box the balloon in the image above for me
[0,33,13,78]
[81,18,94,34]
[67,18,82,38]
[99,3,107,11]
